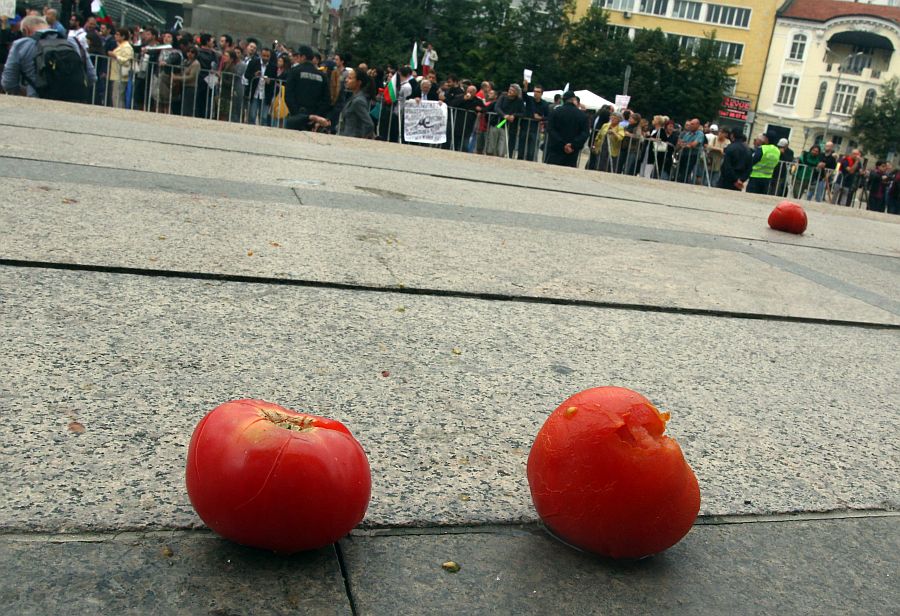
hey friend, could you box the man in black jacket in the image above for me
[546,91,588,167]
[519,84,549,162]
[195,33,218,119]
[284,45,331,131]
[448,85,482,152]
[718,130,753,191]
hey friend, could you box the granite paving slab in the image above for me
[340,517,900,615]
[2,126,898,260]
[1,266,897,532]
[2,177,898,325]
[0,531,350,615]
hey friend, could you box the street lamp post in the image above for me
[821,51,863,147]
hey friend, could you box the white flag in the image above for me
[410,42,418,70]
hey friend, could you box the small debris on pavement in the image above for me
[161,546,174,558]
[442,561,461,573]
[67,421,85,434]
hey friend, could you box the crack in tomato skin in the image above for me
[185,399,371,553]
[231,436,292,512]
[527,387,700,559]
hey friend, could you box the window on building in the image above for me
[846,48,873,74]
[705,4,751,27]
[716,41,744,63]
[789,34,807,61]
[863,88,877,106]
[605,24,632,40]
[676,35,699,54]
[673,0,701,20]
[814,82,827,111]
[639,0,668,15]
[831,84,859,115]
[776,75,800,106]
[595,0,635,11]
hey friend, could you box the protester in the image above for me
[706,125,730,188]
[592,111,625,172]
[487,83,525,157]
[2,15,96,101]
[107,27,133,109]
[836,149,863,206]
[794,144,823,200]
[338,66,375,138]
[675,119,705,184]
[865,161,890,213]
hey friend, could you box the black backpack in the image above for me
[30,31,90,103]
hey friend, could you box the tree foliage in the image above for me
[341,1,734,121]
[852,78,900,158]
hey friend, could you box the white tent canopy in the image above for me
[533,89,616,111]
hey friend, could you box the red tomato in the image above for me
[768,200,808,235]
[527,387,700,559]
[186,399,371,553]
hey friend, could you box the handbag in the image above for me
[271,86,289,120]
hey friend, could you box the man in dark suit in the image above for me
[546,91,588,167]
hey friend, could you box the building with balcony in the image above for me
[752,0,900,156]
[575,0,778,115]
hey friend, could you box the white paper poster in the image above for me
[1,0,16,18]
[523,69,533,83]
[403,101,447,144]
[615,94,631,110]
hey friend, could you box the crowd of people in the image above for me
[2,6,897,214]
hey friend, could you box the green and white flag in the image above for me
[410,42,418,70]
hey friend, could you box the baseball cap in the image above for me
[709,124,719,132]
[777,138,789,147]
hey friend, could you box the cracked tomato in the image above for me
[768,200,808,235]
[527,387,700,559]
[186,399,371,553]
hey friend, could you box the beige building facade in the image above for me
[752,0,900,156]
[575,0,778,112]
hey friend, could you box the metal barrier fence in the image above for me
[79,61,882,206]
[89,52,290,128]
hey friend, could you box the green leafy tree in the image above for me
[558,5,621,94]
[430,0,513,81]
[503,0,574,89]
[626,28,680,117]
[340,0,430,67]
[673,32,735,122]
[852,78,900,158]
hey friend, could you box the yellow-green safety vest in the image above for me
[751,144,780,179]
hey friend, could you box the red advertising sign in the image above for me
[719,96,751,122]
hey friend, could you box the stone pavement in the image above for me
[0,98,897,615]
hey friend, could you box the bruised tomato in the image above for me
[768,200,808,235]
[186,399,371,553]
[527,387,700,559]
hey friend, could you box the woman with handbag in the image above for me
[107,28,134,109]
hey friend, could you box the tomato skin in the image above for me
[768,201,808,235]
[186,400,371,553]
[527,387,700,559]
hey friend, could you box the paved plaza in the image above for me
[0,98,898,614]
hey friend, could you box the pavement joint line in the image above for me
[2,153,897,265]
[1,511,896,544]
[334,541,361,616]
[3,258,899,330]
